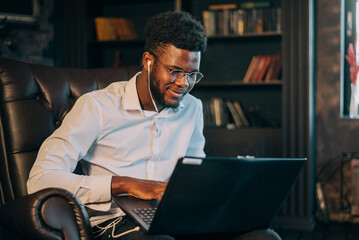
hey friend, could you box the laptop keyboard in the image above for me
[132,208,157,224]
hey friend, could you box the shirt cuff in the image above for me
[89,175,113,203]
[86,201,112,212]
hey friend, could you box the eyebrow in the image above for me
[167,64,200,73]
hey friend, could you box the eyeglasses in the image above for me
[150,52,204,85]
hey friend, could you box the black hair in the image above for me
[144,11,207,56]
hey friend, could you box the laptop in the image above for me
[113,156,306,236]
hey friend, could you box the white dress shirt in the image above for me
[27,73,205,225]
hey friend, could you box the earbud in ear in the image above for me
[147,61,151,72]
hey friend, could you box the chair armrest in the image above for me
[0,188,93,240]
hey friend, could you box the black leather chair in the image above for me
[0,58,140,239]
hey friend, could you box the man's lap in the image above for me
[92,216,174,240]
[92,216,281,240]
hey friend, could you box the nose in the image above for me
[175,73,189,87]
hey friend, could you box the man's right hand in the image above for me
[111,176,167,200]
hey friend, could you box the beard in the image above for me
[149,67,183,109]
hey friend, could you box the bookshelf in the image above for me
[62,0,315,229]
[85,0,283,157]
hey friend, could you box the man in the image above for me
[27,11,281,240]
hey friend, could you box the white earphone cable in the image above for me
[148,62,159,112]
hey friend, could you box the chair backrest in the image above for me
[0,58,140,204]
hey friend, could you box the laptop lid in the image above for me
[113,156,306,236]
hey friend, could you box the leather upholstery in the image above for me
[0,58,140,239]
[0,188,93,240]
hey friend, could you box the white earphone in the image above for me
[147,60,158,112]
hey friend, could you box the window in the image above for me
[0,0,39,23]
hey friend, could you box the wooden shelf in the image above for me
[208,31,282,40]
[196,80,282,87]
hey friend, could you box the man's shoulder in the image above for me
[105,81,128,93]
[74,82,127,109]
[83,81,127,98]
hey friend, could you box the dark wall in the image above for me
[0,0,54,65]
[316,0,359,167]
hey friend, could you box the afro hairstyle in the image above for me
[144,11,207,56]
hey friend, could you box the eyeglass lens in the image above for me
[169,71,203,84]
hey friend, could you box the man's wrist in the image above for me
[111,176,129,195]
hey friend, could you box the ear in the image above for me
[142,52,154,72]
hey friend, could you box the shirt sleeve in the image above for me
[185,98,206,157]
[27,93,113,207]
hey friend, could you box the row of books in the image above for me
[94,17,138,41]
[202,3,281,36]
[203,97,248,128]
[243,53,282,83]
[203,97,279,129]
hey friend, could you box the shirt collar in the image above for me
[122,72,184,114]
[122,72,142,111]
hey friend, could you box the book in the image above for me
[226,100,243,128]
[209,4,237,10]
[125,18,139,40]
[217,10,224,35]
[264,53,282,81]
[244,8,254,33]
[94,17,138,41]
[253,8,264,33]
[202,10,211,36]
[233,101,250,127]
[223,9,230,35]
[94,18,104,41]
[240,2,271,9]
[204,97,233,128]
[95,17,117,41]
[202,5,281,36]
[255,55,272,82]
[216,98,223,127]
[203,100,213,127]
[113,18,138,40]
[202,10,217,36]
[112,18,125,40]
[213,97,223,127]
[243,54,281,83]
[237,9,245,35]
[243,55,259,83]
[264,55,276,81]
[276,8,282,32]
[249,55,266,82]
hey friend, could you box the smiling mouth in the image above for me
[168,88,184,98]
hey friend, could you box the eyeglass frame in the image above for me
[148,51,204,86]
